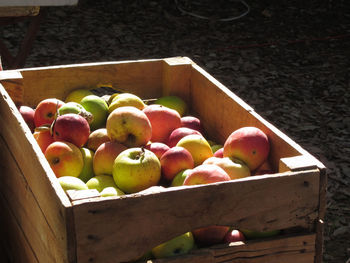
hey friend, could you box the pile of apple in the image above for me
[18,88,277,260]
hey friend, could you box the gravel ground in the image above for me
[1,0,350,262]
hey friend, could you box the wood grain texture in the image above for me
[71,170,320,262]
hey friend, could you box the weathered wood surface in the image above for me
[0,0,78,7]
[0,6,40,17]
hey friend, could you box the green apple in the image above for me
[58,176,88,192]
[113,148,161,193]
[86,174,119,192]
[151,232,195,259]
[65,88,94,103]
[171,169,191,187]
[80,95,109,130]
[100,186,125,197]
[78,148,95,183]
[58,102,84,115]
[154,95,187,116]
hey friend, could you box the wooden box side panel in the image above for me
[19,59,164,107]
[0,85,75,262]
[72,169,320,262]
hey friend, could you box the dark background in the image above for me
[1,0,350,262]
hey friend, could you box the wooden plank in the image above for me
[0,84,75,262]
[71,169,320,262]
[0,70,24,106]
[0,0,78,7]
[0,6,40,17]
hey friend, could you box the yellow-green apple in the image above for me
[240,229,280,239]
[151,232,195,259]
[180,116,204,134]
[170,169,191,187]
[223,229,245,243]
[78,147,95,183]
[18,105,35,132]
[93,141,127,176]
[34,98,64,127]
[213,147,224,158]
[192,225,230,246]
[223,127,270,171]
[65,88,94,103]
[154,95,187,116]
[144,142,170,159]
[86,128,110,151]
[80,95,109,130]
[183,164,230,185]
[44,141,84,178]
[58,176,88,192]
[166,127,203,148]
[33,128,54,153]
[57,101,84,115]
[203,157,250,180]
[160,146,194,181]
[143,104,181,143]
[100,186,125,197]
[52,113,90,148]
[106,106,152,147]
[176,134,213,166]
[108,92,146,113]
[86,174,123,194]
[112,148,161,193]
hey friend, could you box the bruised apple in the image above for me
[223,127,270,171]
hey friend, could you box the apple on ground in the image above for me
[86,128,110,151]
[143,104,181,143]
[223,126,270,171]
[65,88,94,104]
[33,128,55,153]
[160,146,194,182]
[151,232,195,259]
[180,116,204,134]
[166,127,202,148]
[58,176,88,192]
[108,92,146,113]
[203,157,251,180]
[170,169,192,187]
[213,147,224,158]
[144,142,170,159]
[77,147,95,183]
[93,141,127,176]
[18,105,35,132]
[176,134,213,166]
[52,113,90,148]
[34,98,64,127]
[112,147,161,193]
[80,95,109,130]
[106,106,152,147]
[154,95,187,117]
[86,174,124,196]
[44,141,84,178]
[224,229,246,243]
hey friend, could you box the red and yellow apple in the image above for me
[166,127,202,148]
[170,169,192,187]
[183,164,230,185]
[86,128,110,151]
[144,142,170,159]
[180,116,204,134]
[18,105,35,132]
[154,95,187,117]
[203,157,250,180]
[34,98,64,127]
[213,147,224,158]
[33,128,54,153]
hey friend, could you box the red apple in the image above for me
[224,229,245,243]
[144,142,170,159]
[34,98,64,127]
[33,128,54,153]
[166,127,202,148]
[18,105,35,132]
[193,225,230,246]
[160,146,194,181]
[180,116,204,134]
[223,127,270,171]
[203,157,251,180]
[143,104,181,143]
[183,164,230,185]
[53,113,90,148]
[254,160,274,175]
[213,147,224,158]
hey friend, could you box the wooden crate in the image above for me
[0,57,326,263]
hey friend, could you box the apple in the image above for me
[180,116,204,134]
[93,141,127,176]
[166,127,203,148]
[183,164,231,185]
[18,105,35,132]
[240,229,281,239]
[86,174,123,194]
[57,176,88,192]
[144,142,170,159]
[57,101,84,115]
[224,229,246,243]
[213,147,224,158]
[254,160,274,175]
[223,127,270,171]
[193,225,230,246]
[160,146,194,181]
[86,128,110,151]
[34,98,64,127]
[108,92,146,113]
[112,147,161,193]
[100,186,125,197]
[44,141,84,178]
[170,169,191,187]
[106,106,152,147]
[143,104,181,143]
[65,88,94,103]
[203,157,250,180]
[154,95,187,117]
[151,232,195,259]
[33,128,55,153]
[211,144,223,154]
[176,134,213,166]
[78,147,95,183]
[80,95,109,130]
